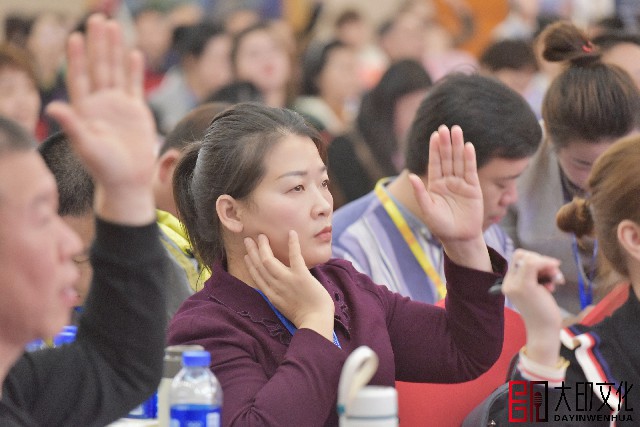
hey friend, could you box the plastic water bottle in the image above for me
[62,325,78,334]
[53,331,76,347]
[158,345,205,427]
[127,393,157,419]
[52,325,79,348]
[169,350,222,427]
[26,325,78,352]
[25,338,47,352]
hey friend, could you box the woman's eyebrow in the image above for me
[277,166,327,180]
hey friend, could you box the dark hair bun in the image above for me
[556,197,594,238]
[540,21,601,67]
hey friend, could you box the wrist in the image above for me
[518,346,568,386]
[442,235,491,272]
[94,185,156,225]
[297,312,334,342]
[524,333,563,368]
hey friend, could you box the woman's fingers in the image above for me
[258,233,291,280]
[244,254,270,293]
[244,236,279,287]
[504,250,564,295]
[256,233,275,260]
[287,230,308,271]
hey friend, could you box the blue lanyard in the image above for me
[255,289,341,349]
[571,236,598,310]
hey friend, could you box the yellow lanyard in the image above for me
[374,178,447,300]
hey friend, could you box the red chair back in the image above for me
[396,306,526,426]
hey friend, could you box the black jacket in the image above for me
[0,219,169,426]
[489,290,640,426]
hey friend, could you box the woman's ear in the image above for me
[216,195,244,233]
[617,219,640,262]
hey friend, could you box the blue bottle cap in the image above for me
[53,331,76,346]
[182,350,211,367]
[25,338,46,352]
[63,325,78,334]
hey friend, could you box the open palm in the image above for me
[410,125,483,243]
[47,15,156,191]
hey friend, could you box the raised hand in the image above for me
[244,231,335,342]
[410,125,483,242]
[46,14,157,225]
[501,249,565,367]
[409,125,489,270]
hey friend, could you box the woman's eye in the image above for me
[322,179,330,188]
[292,185,304,192]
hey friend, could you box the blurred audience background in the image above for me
[2,0,637,143]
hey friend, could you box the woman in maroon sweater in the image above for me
[168,102,506,426]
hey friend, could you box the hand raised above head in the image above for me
[47,14,157,225]
[243,231,335,341]
[409,125,489,270]
[410,125,483,243]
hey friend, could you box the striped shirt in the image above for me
[332,188,513,304]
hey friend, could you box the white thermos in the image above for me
[338,346,398,427]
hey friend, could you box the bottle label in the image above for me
[127,393,158,419]
[170,404,221,427]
